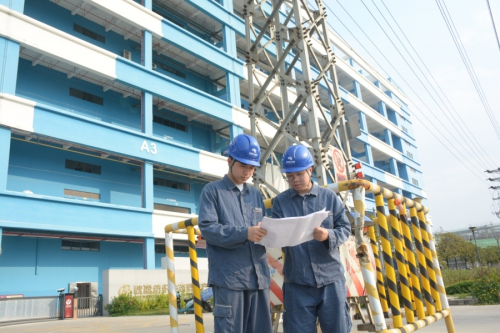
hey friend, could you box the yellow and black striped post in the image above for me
[164,231,179,333]
[417,209,442,312]
[424,216,456,333]
[186,220,204,333]
[165,218,204,333]
[352,186,387,333]
[368,224,389,318]
[398,202,425,320]
[388,197,415,323]
[408,205,435,316]
[374,189,402,327]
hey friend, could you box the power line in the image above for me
[435,0,500,140]
[378,0,499,168]
[359,0,494,172]
[318,0,491,185]
[486,0,500,52]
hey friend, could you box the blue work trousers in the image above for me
[212,286,272,333]
[283,280,352,333]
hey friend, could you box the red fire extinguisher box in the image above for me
[64,294,75,318]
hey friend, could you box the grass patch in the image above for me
[110,309,170,317]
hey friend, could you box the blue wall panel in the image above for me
[153,174,207,214]
[0,237,147,296]
[160,19,244,78]
[32,104,201,172]
[16,58,142,131]
[115,59,233,123]
[7,139,142,207]
[0,193,152,237]
[0,37,20,94]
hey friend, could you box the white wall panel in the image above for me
[0,6,117,79]
[0,93,35,132]
[199,150,227,179]
[85,0,163,37]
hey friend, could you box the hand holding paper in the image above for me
[256,208,329,248]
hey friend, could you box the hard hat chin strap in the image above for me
[229,157,237,178]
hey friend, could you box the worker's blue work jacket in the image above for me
[272,183,351,287]
[199,175,270,290]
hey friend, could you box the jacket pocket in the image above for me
[213,304,233,333]
[252,207,263,225]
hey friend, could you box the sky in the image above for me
[324,0,500,231]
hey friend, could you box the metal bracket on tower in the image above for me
[243,0,354,194]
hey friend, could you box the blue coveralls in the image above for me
[198,175,272,333]
[272,183,352,333]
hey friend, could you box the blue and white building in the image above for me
[0,0,425,297]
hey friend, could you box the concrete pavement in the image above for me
[0,305,498,332]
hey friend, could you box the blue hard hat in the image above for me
[281,145,314,173]
[228,134,261,167]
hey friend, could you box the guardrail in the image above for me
[0,296,59,323]
[164,179,456,333]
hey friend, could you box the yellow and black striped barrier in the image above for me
[368,223,389,318]
[398,202,425,320]
[408,204,435,316]
[374,190,403,327]
[163,179,456,333]
[388,197,415,323]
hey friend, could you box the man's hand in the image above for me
[313,227,329,242]
[248,222,267,242]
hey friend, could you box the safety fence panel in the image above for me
[0,296,59,323]
[76,295,103,318]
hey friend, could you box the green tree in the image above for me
[458,242,477,268]
[436,233,465,268]
[480,246,500,266]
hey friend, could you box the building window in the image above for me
[66,159,101,175]
[62,240,100,251]
[154,203,191,214]
[64,189,101,200]
[401,125,408,133]
[155,243,189,254]
[69,88,104,106]
[153,177,190,191]
[153,116,188,132]
[174,244,189,254]
[406,151,414,159]
[159,63,186,79]
[409,167,416,173]
[412,178,419,186]
[73,24,105,43]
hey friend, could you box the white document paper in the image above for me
[256,208,329,248]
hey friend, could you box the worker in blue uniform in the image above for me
[198,134,273,333]
[272,145,352,333]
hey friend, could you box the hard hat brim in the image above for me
[281,163,314,173]
[230,156,261,167]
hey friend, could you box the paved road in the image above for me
[1,305,498,332]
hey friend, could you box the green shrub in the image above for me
[104,293,140,315]
[442,267,500,286]
[471,277,500,305]
[446,281,474,295]
[105,293,171,316]
[140,293,170,311]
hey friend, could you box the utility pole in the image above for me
[485,168,500,219]
[469,226,482,266]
